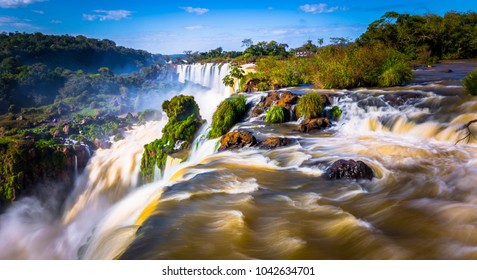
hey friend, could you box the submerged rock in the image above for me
[326,159,374,180]
[298,118,331,132]
[258,137,289,149]
[218,131,257,151]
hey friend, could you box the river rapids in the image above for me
[1,62,477,260]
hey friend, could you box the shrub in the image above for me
[378,54,413,87]
[330,106,342,119]
[296,92,325,119]
[310,44,413,89]
[265,106,289,123]
[464,69,477,96]
[209,95,247,138]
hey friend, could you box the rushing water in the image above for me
[1,62,477,259]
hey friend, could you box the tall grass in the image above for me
[296,92,325,119]
[464,69,477,96]
[240,43,413,91]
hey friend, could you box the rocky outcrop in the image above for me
[326,159,374,180]
[258,137,289,149]
[298,118,331,132]
[140,95,203,183]
[93,138,112,149]
[251,91,300,120]
[219,132,291,151]
[218,131,257,151]
[276,91,299,110]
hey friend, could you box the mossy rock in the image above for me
[140,95,203,183]
[209,95,247,139]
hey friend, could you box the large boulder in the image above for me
[258,137,289,149]
[218,131,257,151]
[276,91,299,110]
[326,159,374,180]
[298,118,331,132]
[264,91,280,107]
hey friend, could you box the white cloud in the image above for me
[180,6,209,15]
[299,3,347,14]
[50,19,61,24]
[0,15,39,29]
[0,16,16,23]
[31,9,44,14]
[184,25,205,30]
[83,10,132,21]
[0,0,45,8]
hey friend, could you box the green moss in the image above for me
[208,95,247,139]
[464,69,477,96]
[296,92,325,119]
[0,139,67,205]
[265,106,289,123]
[140,95,203,183]
[330,106,342,119]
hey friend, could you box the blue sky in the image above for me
[0,0,475,54]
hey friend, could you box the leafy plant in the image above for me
[296,92,325,119]
[222,64,245,88]
[265,106,289,123]
[330,106,342,119]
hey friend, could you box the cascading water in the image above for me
[177,63,235,98]
[2,61,477,260]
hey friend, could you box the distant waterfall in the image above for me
[176,63,233,97]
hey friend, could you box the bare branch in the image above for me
[455,119,477,144]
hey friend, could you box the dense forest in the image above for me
[0,32,174,115]
[358,11,477,61]
[0,33,174,207]
[0,32,162,73]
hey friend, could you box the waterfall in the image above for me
[177,63,234,97]
[74,155,78,180]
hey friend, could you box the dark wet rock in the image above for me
[321,95,332,107]
[218,131,257,151]
[298,118,331,132]
[62,125,70,135]
[74,144,91,170]
[326,159,374,180]
[94,138,112,149]
[264,91,280,107]
[251,101,266,117]
[441,69,453,73]
[258,137,289,149]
